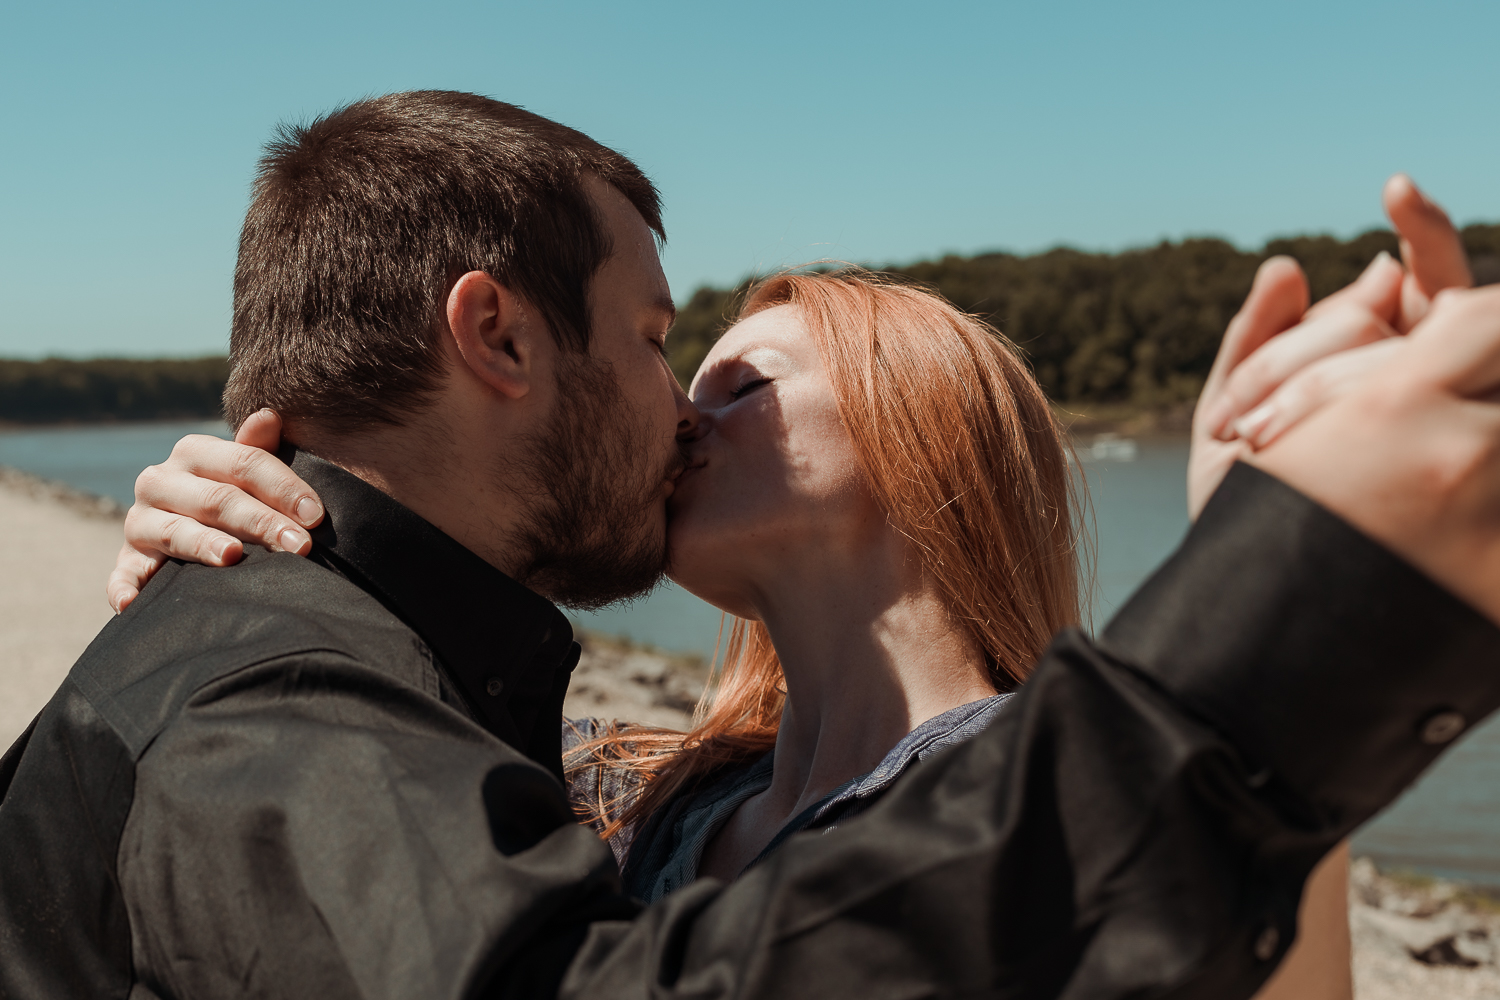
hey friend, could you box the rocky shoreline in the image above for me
[1055,400,1195,438]
[1351,856,1500,998]
[0,465,126,521]
[562,630,709,731]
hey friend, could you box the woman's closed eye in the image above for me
[730,377,771,400]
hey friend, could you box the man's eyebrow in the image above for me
[652,296,678,328]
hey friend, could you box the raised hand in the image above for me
[105,410,321,612]
[1252,285,1500,625]
[1187,176,1471,518]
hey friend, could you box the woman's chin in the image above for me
[663,542,756,620]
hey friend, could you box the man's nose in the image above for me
[674,379,703,441]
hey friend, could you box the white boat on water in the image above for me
[1085,433,1138,462]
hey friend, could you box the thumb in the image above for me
[234,408,285,453]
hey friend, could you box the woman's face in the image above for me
[666,304,886,617]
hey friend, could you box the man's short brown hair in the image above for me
[223,90,663,431]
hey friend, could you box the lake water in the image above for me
[2,420,1496,885]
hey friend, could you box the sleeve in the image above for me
[549,463,1500,1000]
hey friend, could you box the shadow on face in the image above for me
[666,305,887,617]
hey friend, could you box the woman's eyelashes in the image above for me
[730,376,771,400]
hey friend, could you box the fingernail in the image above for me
[295,497,323,525]
[1359,250,1395,282]
[211,537,235,563]
[1233,403,1277,447]
[1200,401,1231,440]
[278,527,306,553]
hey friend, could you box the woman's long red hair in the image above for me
[567,269,1084,839]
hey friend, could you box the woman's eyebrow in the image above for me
[698,344,791,383]
[736,345,794,368]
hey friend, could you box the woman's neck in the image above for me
[696,539,996,880]
[761,569,997,819]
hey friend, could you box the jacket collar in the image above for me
[287,447,578,782]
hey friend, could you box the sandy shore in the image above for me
[4,470,1497,997]
[0,468,124,748]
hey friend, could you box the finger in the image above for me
[234,407,285,452]
[125,502,252,565]
[1408,286,1500,397]
[1210,303,1397,441]
[106,542,168,614]
[1305,250,1404,327]
[1385,174,1472,296]
[132,467,313,556]
[1399,274,1434,334]
[1197,257,1309,437]
[1231,338,1406,450]
[153,434,323,528]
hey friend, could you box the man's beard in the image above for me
[506,352,683,611]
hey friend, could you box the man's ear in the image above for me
[445,271,545,400]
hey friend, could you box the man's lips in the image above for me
[661,456,697,498]
[665,458,705,504]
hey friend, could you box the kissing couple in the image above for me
[6,91,1500,1000]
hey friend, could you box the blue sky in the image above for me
[1,0,1496,358]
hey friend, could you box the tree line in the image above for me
[1,224,1496,424]
[666,224,1500,407]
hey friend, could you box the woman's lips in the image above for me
[660,454,697,497]
[666,461,705,514]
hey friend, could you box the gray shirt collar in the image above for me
[637,693,1013,903]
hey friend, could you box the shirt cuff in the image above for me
[1099,461,1500,832]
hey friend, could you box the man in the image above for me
[2,91,1498,999]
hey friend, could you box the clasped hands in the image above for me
[1192,174,1500,624]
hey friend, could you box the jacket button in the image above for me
[1253,925,1279,962]
[1419,710,1466,745]
[486,676,504,697]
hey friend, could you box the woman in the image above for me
[566,270,1078,894]
[111,269,1351,997]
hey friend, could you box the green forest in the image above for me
[2,224,1496,424]
[667,224,1500,407]
[0,357,229,424]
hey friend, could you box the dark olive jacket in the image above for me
[1,454,1496,1000]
